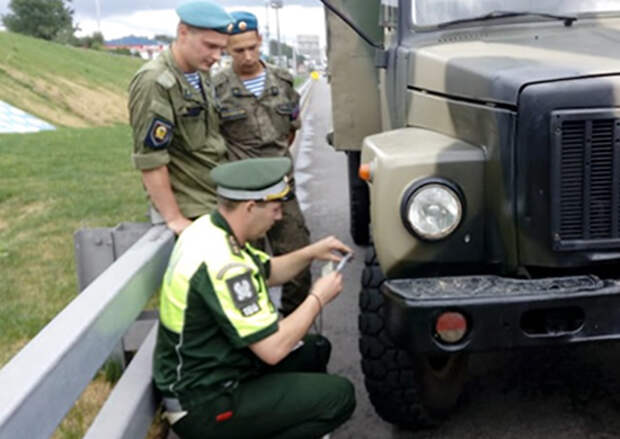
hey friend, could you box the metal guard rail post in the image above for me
[0,225,175,438]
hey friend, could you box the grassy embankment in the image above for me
[0,31,148,438]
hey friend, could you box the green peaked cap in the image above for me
[212,157,292,201]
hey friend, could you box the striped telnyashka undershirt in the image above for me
[243,71,266,97]
[184,72,203,93]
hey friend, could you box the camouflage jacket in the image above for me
[214,63,301,162]
[128,48,227,219]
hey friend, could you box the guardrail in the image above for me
[0,225,174,438]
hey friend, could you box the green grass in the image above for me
[0,31,142,91]
[294,74,309,88]
[0,125,146,367]
[0,32,144,127]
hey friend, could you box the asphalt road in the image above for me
[293,78,620,439]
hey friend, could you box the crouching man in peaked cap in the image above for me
[153,157,356,439]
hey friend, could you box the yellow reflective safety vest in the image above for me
[153,211,279,403]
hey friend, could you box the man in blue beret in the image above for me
[128,1,234,236]
[214,11,311,318]
[153,157,356,438]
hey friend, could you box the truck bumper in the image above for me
[383,275,620,354]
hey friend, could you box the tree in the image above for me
[154,34,174,44]
[76,31,104,49]
[2,0,75,41]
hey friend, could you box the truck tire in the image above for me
[347,151,370,246]
[359,247,468,428]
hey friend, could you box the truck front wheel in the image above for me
[359,247,468,427]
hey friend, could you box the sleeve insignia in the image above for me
[145,118,174,150]
[226,272,261,317]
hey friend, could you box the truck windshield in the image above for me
[412,0,620,28]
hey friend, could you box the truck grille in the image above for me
[551,110,620,251]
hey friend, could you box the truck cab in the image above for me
[326,0,620,428]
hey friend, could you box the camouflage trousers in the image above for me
[256,195,312,316]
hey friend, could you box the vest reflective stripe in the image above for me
[160,224,211,334]
[159,215,276,338]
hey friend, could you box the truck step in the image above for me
[386,275,606,300]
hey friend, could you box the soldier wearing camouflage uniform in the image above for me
[214,11,311,316]
[128,1,233,235]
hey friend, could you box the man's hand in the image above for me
[311,271,344,307]
[250,270,343,365]
[142,166,191,235]
[167,216,192,235]
[310,236,353,263]
[267,236,351,287]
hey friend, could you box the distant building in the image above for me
[296,34,321,66]
[104,36,167,60]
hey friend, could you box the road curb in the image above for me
[297,77,314,112]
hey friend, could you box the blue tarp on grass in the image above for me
[0,101,56,134]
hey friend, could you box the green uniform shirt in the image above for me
[128,49,228,219]
[214,63,301,162]
[153,211,278,408]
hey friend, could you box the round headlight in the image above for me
[405,183,463,240]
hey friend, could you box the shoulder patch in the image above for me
[156,70,176,89]
[226,272,261,317]
[227,234,242,257]
[145,118,174,149]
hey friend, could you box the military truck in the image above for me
[324,0,620,428]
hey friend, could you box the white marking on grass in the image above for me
[0,101,55,134]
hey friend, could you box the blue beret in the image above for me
[176,0,234,33]
[229,11,259,35]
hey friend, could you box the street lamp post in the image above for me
[264,0,270,55]
[271,0,283,68]
[94,0,101,33]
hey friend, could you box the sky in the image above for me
[0,0,326,46]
